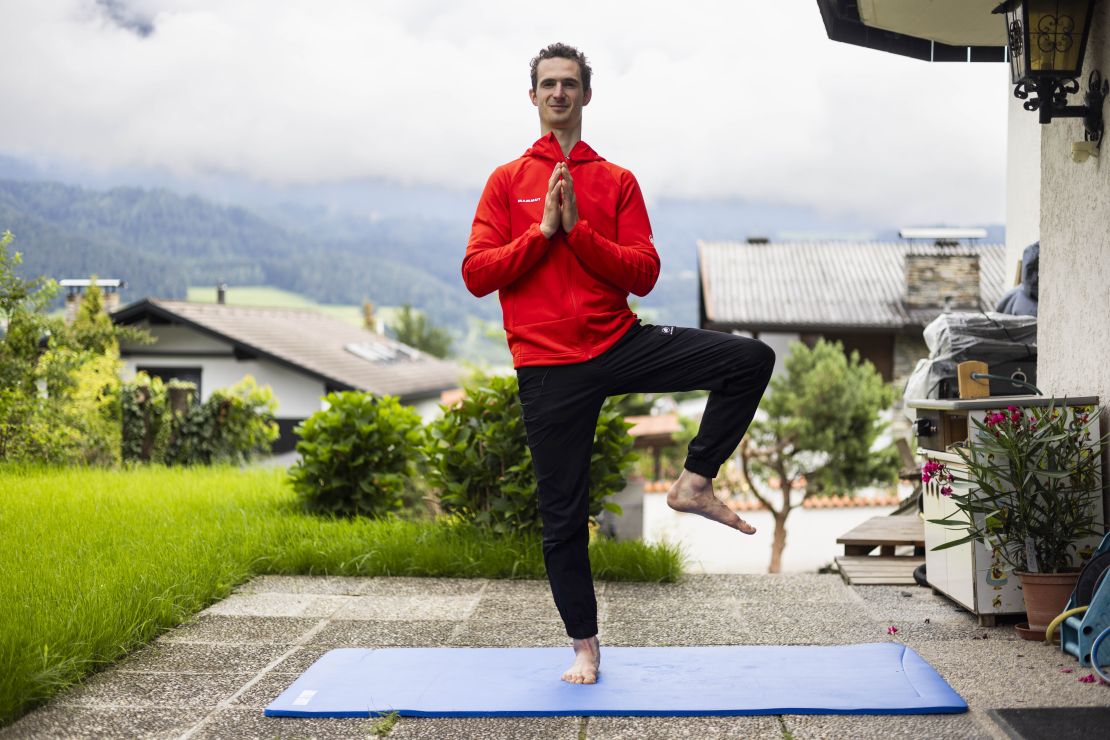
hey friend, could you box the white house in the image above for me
[112,299,462,452]
[814,0,1110,515]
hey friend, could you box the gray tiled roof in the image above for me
[115,300,462,400]
[698,241,1009,331]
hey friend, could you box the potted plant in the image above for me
[926,403,1107,639]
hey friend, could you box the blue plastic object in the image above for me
[1061,533,1110,667]
[263,643,967,718]
[1091,627,1110,683]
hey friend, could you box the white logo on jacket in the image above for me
[517,197,542,203]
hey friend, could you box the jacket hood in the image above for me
[1020,241,1039,300]
[523,132,605,163]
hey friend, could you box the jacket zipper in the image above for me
[562,155,591,359]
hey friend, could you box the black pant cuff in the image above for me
[567,624,598,640]
[684,457,719,479]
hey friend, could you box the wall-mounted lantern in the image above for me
[993,0,1106,144]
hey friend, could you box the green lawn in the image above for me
[0,465,681,725]
[186,285,372,326]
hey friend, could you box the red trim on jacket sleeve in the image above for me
[462,169,550,298]
[564,173,660,296]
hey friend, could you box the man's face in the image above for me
[530,57,591,130]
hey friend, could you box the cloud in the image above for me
[0,1,1009,224]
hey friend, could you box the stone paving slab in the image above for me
[0,705,205,740]
[51,671,256,709]
[268,645,340,675]
[200,593,356,619]
[356,577,490,597]
[231,574,370,596]
[448,618,571,647]
[113,642,292,674]
[188,707,385,739]
[389,716,580,739]
[913,640,1110,708]
[587,715,783,739]
[307,619,458,647]
[783,710,1000,740]
[331,594,481,620]
[605,574,856,604]
[470,593,566,621]
[156,615,320,644]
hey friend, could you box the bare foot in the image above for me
[667,469,757,534]
[561,635,600,684]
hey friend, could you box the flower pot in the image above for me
[1016,571,1079,638]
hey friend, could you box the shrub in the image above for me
[288,391,424,517]
[165,376,279,465]
[424,373,636,535]
[122,374,278,465]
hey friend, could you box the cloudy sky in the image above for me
[0,1,1011,225]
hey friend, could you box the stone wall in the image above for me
[1037,5,1110,521]
[904,253,981,309]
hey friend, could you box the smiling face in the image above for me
[529,57,591,132]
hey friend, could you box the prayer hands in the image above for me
[558,163,578,233]
[539,162,578,239]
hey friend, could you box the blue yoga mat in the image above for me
[264,643,966,717]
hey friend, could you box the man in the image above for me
[462,43,775,685]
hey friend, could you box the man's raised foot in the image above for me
[667,469,757,534]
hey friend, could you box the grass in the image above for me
[185,285,377,327]
[0,465,682,725]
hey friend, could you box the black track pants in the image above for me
[515,320,776,639]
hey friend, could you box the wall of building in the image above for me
[1038,5,1110,519]
[120,356,328,419]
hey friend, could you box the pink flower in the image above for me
[1078,674,1097,683]
[1060,668,1074,673]
[940,485,953,497]
[1006,405,1019,412]
[887,626,898,635]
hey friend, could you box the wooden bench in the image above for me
[836,515,924,556]
[834,515,925,585]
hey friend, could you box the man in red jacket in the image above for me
[462,43,775,685]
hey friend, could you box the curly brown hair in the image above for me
[529,42,592,91]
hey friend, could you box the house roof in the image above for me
[112,299,461,401]
[698,240,1009,333]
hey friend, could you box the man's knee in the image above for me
[752,340,775,377]
[733,337,775,376]
[540,509,590,548]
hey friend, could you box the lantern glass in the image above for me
[1003,1,1027,83]
[1027,0,1090,76]
[1003,0,1093,82]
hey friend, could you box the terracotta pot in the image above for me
[1016,571,1080,634]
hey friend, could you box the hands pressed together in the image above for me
[539,162,578,239]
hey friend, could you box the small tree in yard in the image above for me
[735,339,899,573]
[389,304,452,359]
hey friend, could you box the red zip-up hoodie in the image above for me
[462,133,660,368]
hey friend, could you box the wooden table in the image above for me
[835,515,925,585]
[837,515,924,556]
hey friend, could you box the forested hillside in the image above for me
[0,179,496,328]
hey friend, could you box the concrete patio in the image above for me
[3,573,1108,739]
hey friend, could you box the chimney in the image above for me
[217,281,228,305]
[60,279,124,323]
[904,249,981,310]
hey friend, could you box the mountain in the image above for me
[0,178,496,329]
[0,155,1005,335]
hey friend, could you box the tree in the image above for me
[389,303,452,358]
[734,339,899,573]
[0,232,151,463]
